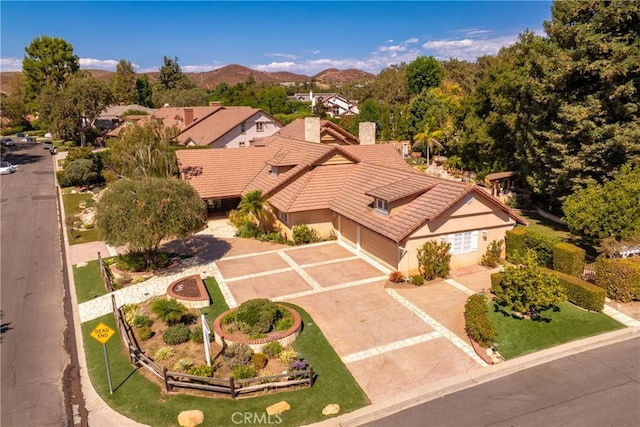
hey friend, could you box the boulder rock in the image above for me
[177,409,204,427]
[266,401,290,415]
[75,262,88,268]
[322,404,341,416]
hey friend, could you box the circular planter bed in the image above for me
[213,304,302,352]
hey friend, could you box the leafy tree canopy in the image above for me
[95,177,205,267]
[406,56,445,96]
[22,36,79,105]
[111,59,137,105]
[157,56,195,91]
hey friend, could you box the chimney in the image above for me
[183,108,194,127]
[304,117,321,143]
[209,101,221,107]
[359,122,376,145]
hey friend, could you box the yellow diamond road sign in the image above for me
[90,322,115,344]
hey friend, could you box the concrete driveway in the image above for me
[213,239,491,403]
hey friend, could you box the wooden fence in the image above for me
[109,295,314,398]
[98,252,114,293]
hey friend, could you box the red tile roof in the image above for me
[177,107,265,146]
[256,118,359,146]
[177,131,524,242]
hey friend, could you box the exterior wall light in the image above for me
[482,229,488,240]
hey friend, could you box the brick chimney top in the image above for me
[209,101,221,107]
[183,108,194,127]
[304,117,321,143]
[359,122,376,145]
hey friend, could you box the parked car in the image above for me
[2,138,15,147]
[0,161,18,174]
[43,142,53,150]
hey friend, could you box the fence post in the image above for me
[163,367,171,392]
[308,366,314,387]
[229,376,235,399]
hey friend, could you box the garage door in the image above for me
[360,227,398,269]
[340,216,358,248]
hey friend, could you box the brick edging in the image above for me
[213,305,302,345]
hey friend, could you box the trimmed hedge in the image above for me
[524,230,559,268]
[553,242,586,278]
[541,267,605,311]
[490,272,503,292]
[595,257,640,303]
[505,227,527,262]
[464,294,495,348]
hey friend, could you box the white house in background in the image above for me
[289,91,360,118]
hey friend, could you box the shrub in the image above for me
[275,309,294,332]
[262,341,283,358]
[188,364,216,377]
[172,357,194,373]
[290,358,308,370]
[232,365,257,380]
[190,325,204,343]
[162,323,190,345]
[411,275,425,286]
[117,252,146,272]
[251,353,268,370]
[223,343,254,368]
[490,272,503,290]
[388,270,405,283]
[553,242,586,277]
[138,326,154,341]
[278,349,298,365]
[259,232,286,244]
[56,171,71,187]
[133,315,153,328]
[151,299,188,325]
[505,227,527,262]
[595,257,640,302]
[524,230,560,268]
[122,303,140,326]
[417,240,451,280]
[235,299,278,336]
[154,346,175,361]
[64,159,99,187]
[292,224,321,245]
[541,267,605,311]
[481,240,504,268]
[464,294,495,348]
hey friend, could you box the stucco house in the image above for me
[290,92,360,118]
[176,118,525,273]
[108,104,283,148]
[253,117,363,146]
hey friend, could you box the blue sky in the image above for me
[0,1,552,75]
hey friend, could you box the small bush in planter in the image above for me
[162,323,190,345]
[251,353,268,370]
[151,299,188,325]
[235,298,278,336]
[138,326,154,341]
[411,275,425,286]
[188,364,216,377]
[122,303,140,326]
[417,240,451,280]
[173,357,194,373]
[290,358,308,370]
[223,343,254,368]
[154,346,175,361]
[190,325,204,343]
[278,348,298,365]
[274,309,294,332]
[262,341,283,358]
[389,270,405,283]
[232,365,257,380]
[481,239,504,268]
[133,314,153,328]
[292,224,321,245]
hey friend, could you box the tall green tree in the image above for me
[135,75,154,107]
[0,75,28,126]
[157,56,195,91]
[563,162,640,244]
[111,59,137,104]
[106,120,179,178]
[22,36,79,106]
[95,177,206,268]
[406,56,445,96]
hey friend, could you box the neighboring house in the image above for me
[96,104,156,131]
[289,91,360,118]
[177,118,525,272]
[107,104,284,148]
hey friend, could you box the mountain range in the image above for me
[0,64,376,94]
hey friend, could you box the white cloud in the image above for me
[404,37,419,44]
[452,28,493,37]
[422,34,519,61]
[311,50,320,55]
[264,52,297,60]
[78,58,120,70]
[181,64,220,73]
[254,61,299,72]
[0,57,23,72]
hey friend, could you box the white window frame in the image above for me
[256,122,264,132]
[239,141,246,147]
[240,122,246,133]
[374,198,389,214]
[278,210,289,225]
[447,231,479,254]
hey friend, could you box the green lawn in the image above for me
[79,278,369,426]
[74,259,109,303]
[518,211,572,240]
[489,301,625,359]
[63,192,102,245]
[63,192,93,217]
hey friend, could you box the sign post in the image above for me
[201,314,211,366]
[90,322,116,394]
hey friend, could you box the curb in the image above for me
[309,326,639,426]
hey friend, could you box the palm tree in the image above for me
[239,190,267,232]
[413,121,445,167]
